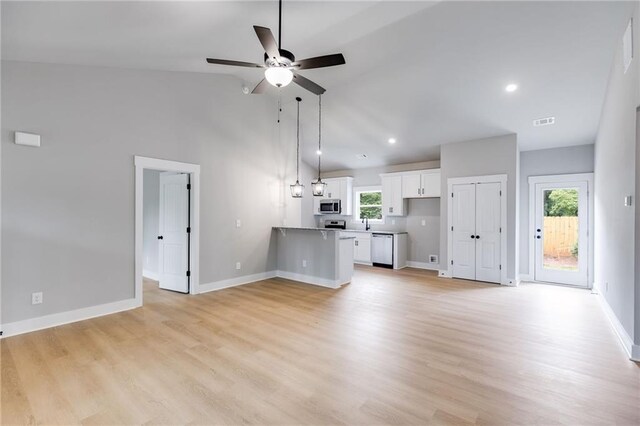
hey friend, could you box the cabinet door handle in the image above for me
[157,236,163,240]
[418,188,420,195]
[355,240,358,246]
[328,192,332,198]
[389,207,393,213]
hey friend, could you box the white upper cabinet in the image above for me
[381,174,406,216]
[401,169,441,199]
[313,177,353,215]
[420,170,441,198]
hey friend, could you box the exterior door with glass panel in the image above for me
[534,181,588,286]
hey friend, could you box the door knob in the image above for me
[536,229,541,232]
[157,236,163,240]
[475,235,480,239]
[536,236,541,239]
[471,235,476,239]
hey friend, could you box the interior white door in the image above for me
[534,181,588,287]
[158,172,190,293]
[474,183,502,283]
[452,183,476,280]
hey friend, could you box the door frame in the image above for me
[134,156,201,305]
[528,173,594,288]
[446,174,508,285]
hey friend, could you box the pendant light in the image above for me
[290,97,304,198]
[312,95,327,197]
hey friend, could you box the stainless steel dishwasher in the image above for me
[371,233,393,268]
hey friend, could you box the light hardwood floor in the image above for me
[2,266,639,425]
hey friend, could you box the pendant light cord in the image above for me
[317,94,322,180]
[296,97,301,181]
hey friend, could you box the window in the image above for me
[354,186,383,222]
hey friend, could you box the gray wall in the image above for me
[440,134,519,279]
[317,160,442,267]
[143,169,160,277]
[519,145,595,277]
[1,61,299,324]
[593,5,639,344]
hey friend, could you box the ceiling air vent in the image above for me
[355,154,368,160]
[533,116,555,127]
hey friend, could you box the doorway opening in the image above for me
[135,156,201,306]
[528,174,593,288]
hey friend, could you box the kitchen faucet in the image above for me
[362,216,371,231]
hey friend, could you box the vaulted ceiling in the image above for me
[2,1,634,170]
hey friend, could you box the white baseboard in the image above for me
[143,269,159,281]
[276,270,344,289]
[502,277,520,287]
[438,269,452,278]
[198,270,277,294]
[1,298,139,339]
[594,288,639,362]
[519,274,533,282]
[406,261,440,271]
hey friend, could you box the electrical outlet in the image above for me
[236,262,241,270]
[421,219,426,226]
[302,260,307,268]
[32,292,43,305]
[391,219,396,225]
[236,219,242,228]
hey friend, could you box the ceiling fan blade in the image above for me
[254,26,280,61]
[206,58,264,68]
[292,53,346,70]
[292,73,326,95]
[252,78,270,94]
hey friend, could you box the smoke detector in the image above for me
[533,116,555,127]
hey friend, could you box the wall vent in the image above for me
[533,116,555,127]
[355,154,368,160]
[429,255,439,263]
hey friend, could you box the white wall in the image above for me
[1,61,298,325]
[143,169,160,278]
[593,5,640,346]
[440,134,519,280]
[318,160,442,267]
[519,145,595,278]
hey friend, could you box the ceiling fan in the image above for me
[205,0,345,95]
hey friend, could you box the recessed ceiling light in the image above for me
[388,138,397,144]
[505,83,518,93]
[316,149,322,155]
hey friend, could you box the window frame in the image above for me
[352,186,384,223]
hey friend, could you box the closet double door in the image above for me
[451,182,502,284]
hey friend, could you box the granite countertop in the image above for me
[272,227,407,235]
[339,229,408,235]
[272,226,339,231]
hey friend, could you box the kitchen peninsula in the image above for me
[273,227,354,288]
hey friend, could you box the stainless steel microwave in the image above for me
[319,199,341,214]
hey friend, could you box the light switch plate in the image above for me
[15,132,41,147]
[32,292,43,305]
[236,219,242,228]
[235,262,241,270]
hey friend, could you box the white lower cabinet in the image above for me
[341,232,372,264]
[354,235,371,263]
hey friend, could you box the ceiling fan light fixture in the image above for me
[265,67,293,87]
